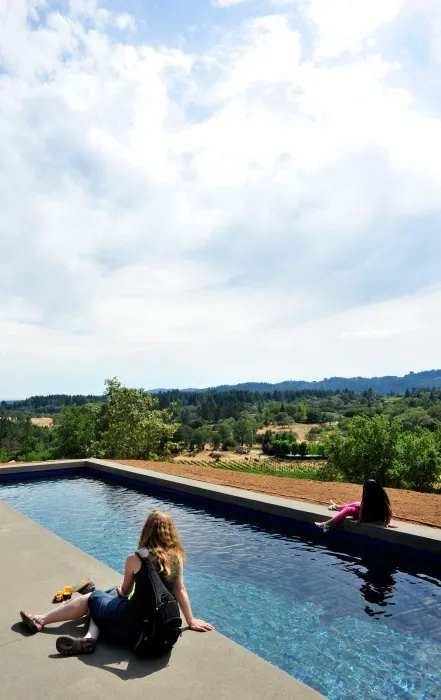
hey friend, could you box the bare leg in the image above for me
[23,593,92,631]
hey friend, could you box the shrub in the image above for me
[298,441,307,457]
[324,415,441,491]
[222,437,236,451]
[394,430,441,492]
[314,461,343,482]
[17,450,52,462]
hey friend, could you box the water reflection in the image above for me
[353,563,397,617]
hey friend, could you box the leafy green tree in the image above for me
[55,404,97,458]
[294,404,308,422]
[222,436,236,451]
[234,411,257,446]
[325,415,401,485]
[274,412,290,426]
[428,404,441,422]
[102,378,179,460]
[306,407,323,423]
[174,424,194,450]
[193,427,210,452]
[180,406,194,425]
[210,431,222,450]
[362,388,375,407]
[218,419,236,444]
[262,407,272,426]
[395,430,441,492]
[399,408,435,432]
[261,429,274,455]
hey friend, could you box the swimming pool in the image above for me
[1,473,440,700]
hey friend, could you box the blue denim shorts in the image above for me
[88,589,141,645]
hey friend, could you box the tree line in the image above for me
[1,379,441,492]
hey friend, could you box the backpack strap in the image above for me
[135,548,171,611]
[136,547,149,562]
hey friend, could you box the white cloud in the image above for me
[114,13,136,31]
[214,0,251,7]
[0,1,441,394]
[302,0,402,59]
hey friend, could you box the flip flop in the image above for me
[20,611,43,634]
[56,635,97,656]
[71,579,95,595]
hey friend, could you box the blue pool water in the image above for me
[1,473,440,700]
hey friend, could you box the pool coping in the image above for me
[1,458,440,557]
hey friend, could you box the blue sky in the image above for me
[1,0,441,396]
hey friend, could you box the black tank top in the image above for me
[129,551,180,618]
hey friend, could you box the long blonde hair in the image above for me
[138,510,185,577]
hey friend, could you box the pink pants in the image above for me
[331,502,361,524]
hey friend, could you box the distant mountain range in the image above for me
[150,370,441,395]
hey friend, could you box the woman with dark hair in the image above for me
[315,479,395,532]
[19,510,214,655]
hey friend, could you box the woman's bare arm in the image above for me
[117,553,139,597]
[173,558,214,632]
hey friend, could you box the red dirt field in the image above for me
[113,460,441,530]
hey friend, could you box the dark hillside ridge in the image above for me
[168,369,441,395]
[5,370,441,405]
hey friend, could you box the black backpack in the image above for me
[133,547,182,658]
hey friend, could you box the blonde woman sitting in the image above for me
[20,510,214,655]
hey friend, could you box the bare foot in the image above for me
[315,522,330,532]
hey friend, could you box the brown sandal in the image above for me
[20,611,44,633]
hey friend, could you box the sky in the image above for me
[1,0,441,396]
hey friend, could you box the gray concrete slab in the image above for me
[0,500,324,700]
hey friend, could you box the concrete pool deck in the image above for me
[0,499,324,700]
